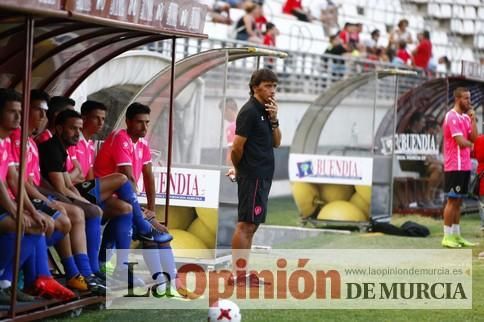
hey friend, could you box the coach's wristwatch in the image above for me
[271,119,279,130]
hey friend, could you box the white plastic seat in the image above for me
[464,6,476,19]
[478,7,484,19]
[450,19,463,33]
[341,3,358,17]
[475,35,484,49]
[452,5,465,19]
[462,48,474,62]
[427,3,440,17]
[439,4,452,18]
[462,19,475,34]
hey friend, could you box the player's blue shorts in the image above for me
[75,178,105,209]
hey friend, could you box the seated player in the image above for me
[38,110,107,294]
[94,102,194,298]
[35,96,84,185]
[0,88,73,302]
[76,100,172,284]
[10,90,94,294]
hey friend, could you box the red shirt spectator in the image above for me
[255,15,267,31]
[413,31,432,69]
[397,49,411,64]
[263,22,277,47]
[339,23,351,45]
[263,34,275,47]
[283,0,302,14]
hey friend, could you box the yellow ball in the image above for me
[156,206,195,230]
[195,208,218,234]
[170,229,213,258]
[355,185,372,204]
[317,200,367,222]
[291,182,320,218]
[188,218,216,249]
[319,184,354,203]
[349,192,369,215]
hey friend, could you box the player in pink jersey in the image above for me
[441,87,478,248]
[76,100,163,285]
[94,103,195,298]
[35,96,75,144]
[11,91,95,294]
[219,98,238,165]
[0,89,75,303]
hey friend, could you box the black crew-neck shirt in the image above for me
[235,96,274,179]
[38,135,68,182]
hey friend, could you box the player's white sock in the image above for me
[444,225,453,237]
[452,224,461,236]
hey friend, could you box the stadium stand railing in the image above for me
[141,37,424,100]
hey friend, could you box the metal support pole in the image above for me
[164,37,176,225]
[218,50,229,166]
[388,75,400,218]
[369,71,378,218]
[370,71,378,153]
[9,15,34,318]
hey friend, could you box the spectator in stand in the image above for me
[339,22,361,51]
[325,34,349,78]
[437,56,451,74]
[389,19,413,50]
[349,23,362,50]
[263,22,278,68]
[253,0,267,32]
[282,0,312,22]
[396,40,411,65]
[319,0,339,36]
[326,34,348,56]
[338,23,351,46]
[388,48,406,66]
[263,22,278,47]
[366,46,380,61]
[412,30,432,70]
[235,2,263,43]
[364,29,380,54]
[201,0,232,25]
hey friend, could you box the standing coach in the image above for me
[226,68,281,287]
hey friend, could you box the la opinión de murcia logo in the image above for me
[119,257,469,303]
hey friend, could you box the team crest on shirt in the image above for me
[261,116,264,121]
[123,141,129,149]
[138,149,143,159]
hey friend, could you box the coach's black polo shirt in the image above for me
[235,96,274,179]
[38,135,67,182]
